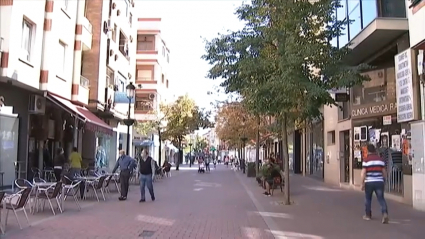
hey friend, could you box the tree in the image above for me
[134,111,166,166]
[161,94,213,170]
[193,135,208,153]
[203,0,369,204]
[215,101,267,149]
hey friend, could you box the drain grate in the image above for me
[139,230,156,238]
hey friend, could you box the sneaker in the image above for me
[263,192,270,196]
[139,199,145,203]
[151,196,155,201]
[118,197,124,201]
[362,215,371,221]
[382,213,389,224]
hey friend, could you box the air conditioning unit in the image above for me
[149,94,155,100]
[29,95,46,114]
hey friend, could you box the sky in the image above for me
[136,0,246,111]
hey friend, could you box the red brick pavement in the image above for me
[236,171,425,239]
[3,166,274,239]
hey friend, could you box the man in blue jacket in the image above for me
[112,150,136,201]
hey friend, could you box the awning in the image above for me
[47,94,113,135]
[133,139,153,147]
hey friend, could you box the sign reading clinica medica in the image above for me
[395,49,415,122]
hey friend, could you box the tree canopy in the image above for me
[161,94,213,147]
[202,0,370,204]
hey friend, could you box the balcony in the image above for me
[78,76,89,105]
[81,16,93,50]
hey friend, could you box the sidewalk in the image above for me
[236,172,425,239]
[4,166,275,239]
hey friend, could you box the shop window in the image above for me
[327,131,335,145]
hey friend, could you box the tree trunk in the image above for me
[176,137,181,170]
[281,113,291,205]
[158,128,162,167]
[255,116,260,176]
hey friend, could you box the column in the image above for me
[39,0,54,90]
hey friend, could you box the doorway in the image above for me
[339,130,350,183]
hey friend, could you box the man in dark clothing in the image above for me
[112,150,137,201]
[139,149,156,202]
[53,148,66,182]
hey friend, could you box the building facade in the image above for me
[82,0,137,171]
[0,0,135,186]
[322,0,425,206]
[133,18,172,162]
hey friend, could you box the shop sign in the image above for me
[395,49,415,122]
[383,115,392,125]
[351,102,396,119]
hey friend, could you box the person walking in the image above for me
[112,150,136,201]
[138,149,156,202]
[69,147,82,177]
[53,148,66,182]
[361,144,389,223]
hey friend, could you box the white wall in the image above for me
[47,1,79,100]
[407,0,425,48]
[1,1,45,89]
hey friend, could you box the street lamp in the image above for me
[189,143,193,167]
[123,82,135,156]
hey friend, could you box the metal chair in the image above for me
[2,188,31,230]
[35,182,63,215]
[62,176,82,210]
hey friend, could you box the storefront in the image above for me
[305,121,324,179]
[0,83,32,187]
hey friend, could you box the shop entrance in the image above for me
[339,130,350,183]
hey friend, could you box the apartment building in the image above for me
[82,0,137,170]
[407,0,425,211]
[0,0,134,187]
[132,18,172,161]
[322,0,423,206]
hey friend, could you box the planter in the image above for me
[247,162,256,177]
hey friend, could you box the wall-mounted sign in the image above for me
[383,115,392,125]
[351,102,396,119]
[335,93,349,102]
[395,49,415,122]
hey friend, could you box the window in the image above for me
[137,70,152,81]
[135,94,154,111]
[21,19,33,62]
[161,74,164,83]
[137,35,155,51]
[112,24,117,42]
[162,46,165,56]
[166,79,169,88]
[119,31,128,56]
[167,54,169,63]
[327,131,336,145]
[125,0,129,16]
[361,0,378,28]
[57,41,67,76]
[106,67,114,87]
[348,0,361,39]
[336,0,348,48]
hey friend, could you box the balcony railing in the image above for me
[80,76,90,88]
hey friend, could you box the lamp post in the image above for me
[123,82,135,156]
[189,143,193,167]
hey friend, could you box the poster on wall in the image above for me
[395,49,415,122]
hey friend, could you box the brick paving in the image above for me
[3,166,274,239]
[236,171,425,239]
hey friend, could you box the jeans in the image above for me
[139,173,154,200]
[365,181,388,216]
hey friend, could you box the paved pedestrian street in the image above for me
[3,165,425,239]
